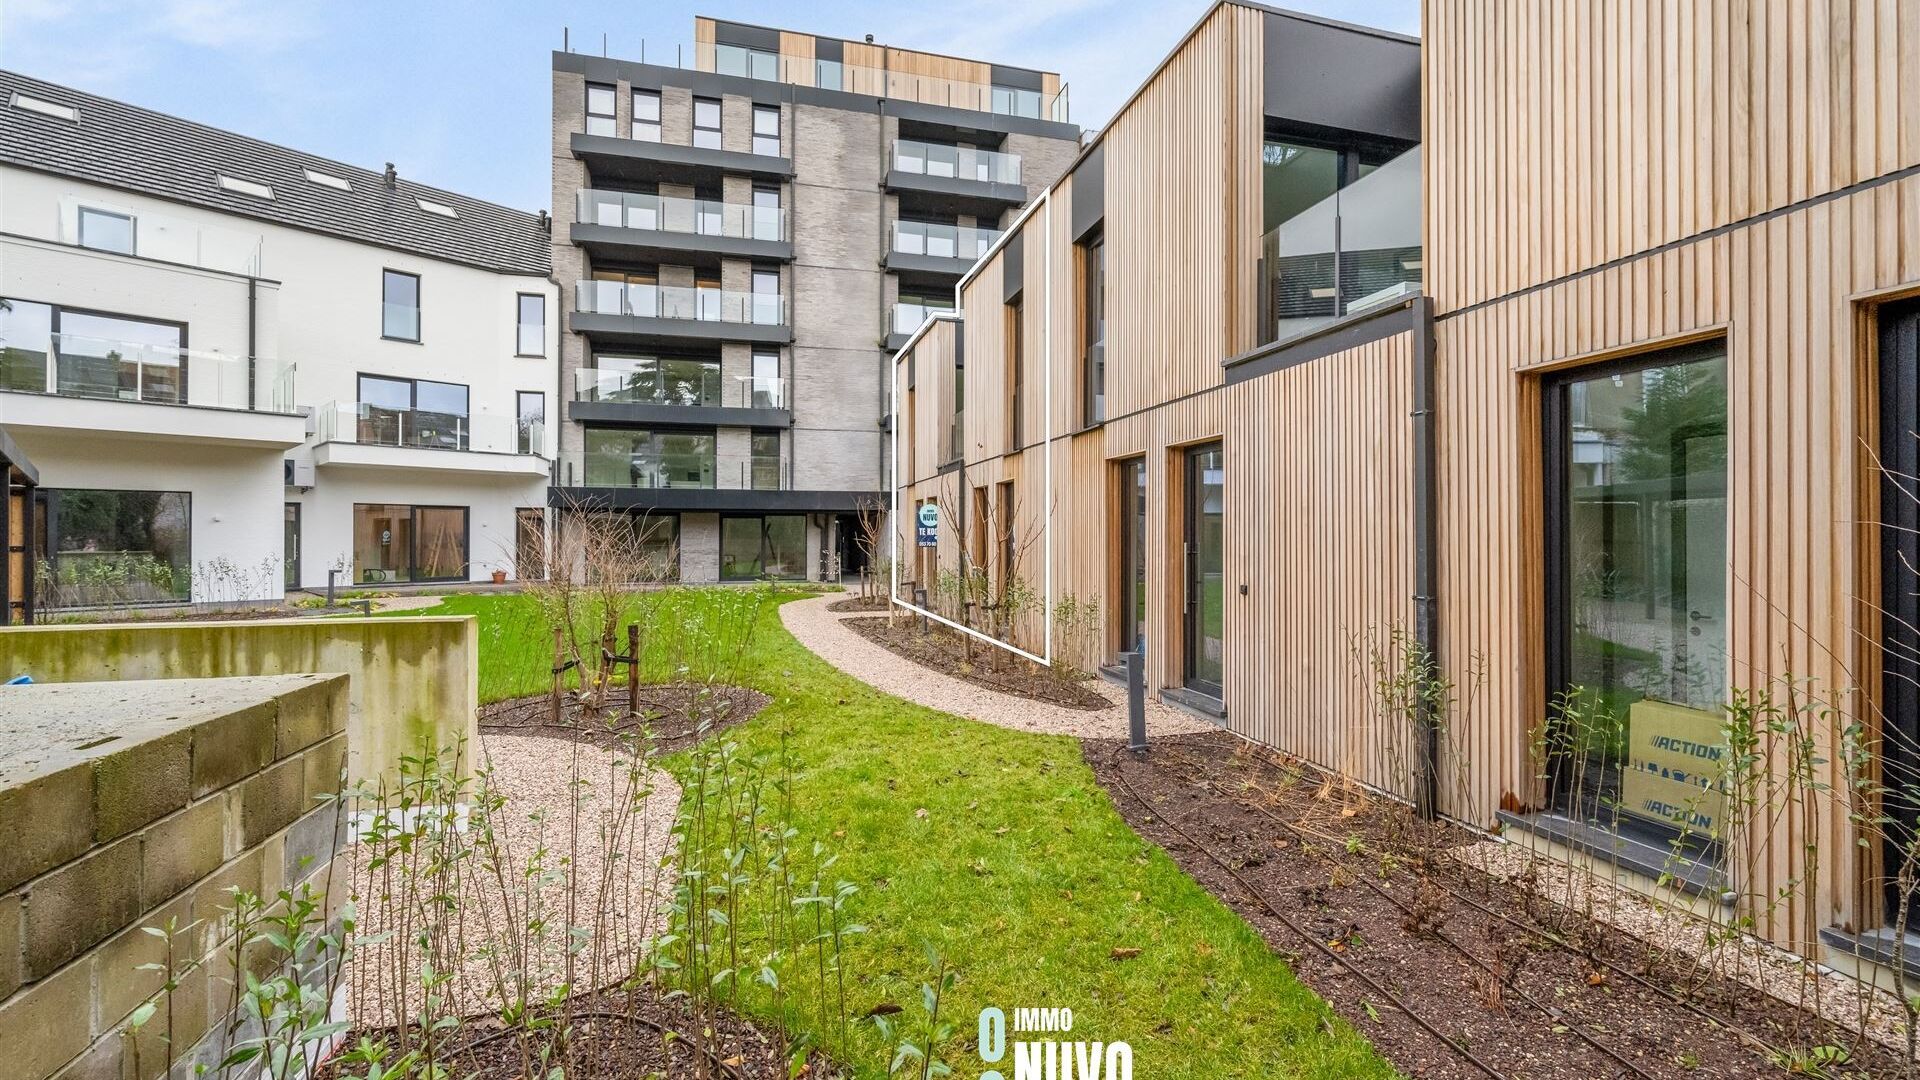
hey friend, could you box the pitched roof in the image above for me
[0,69,550,277]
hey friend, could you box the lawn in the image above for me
[411,589,1395,1079]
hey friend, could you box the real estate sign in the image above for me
[1620,698,1726,835]
[916,503,938,547]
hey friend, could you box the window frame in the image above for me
[585,82,617,137]
[631,88,662,142]
[380,268,422,343]
[284,501,301,590]
[515,292,546,357]
[1,296,191,402]
[77,206,135,255]
[356,371,470,450]
[692,97,723,150]
[34,487,193,608]
[516,390,545,455]
[1006,296,1025,450]
[752,105,781,156]
[1079,229,1106,427]
[352,502,470,584]
[719,513,808,581]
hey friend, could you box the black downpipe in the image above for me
[1410,296,1440,820]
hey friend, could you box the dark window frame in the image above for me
[1880,299,1920,920]
[1079,229,1105,427]
[719,512,808,581]
[631,88,662,141]
[692,97,723,150]
[751,104,781,156]
[1,296,192,401]
[1006,296,1025,450]
[352,502,470,584]
[515,292,546,357]
[516,390,545,455]
[284,501,301,589]
[380,268,422,343]
[356,371,471,451]
[34,487,193,609]
[585,82,617,137]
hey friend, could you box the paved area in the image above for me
[780,591,1214,740]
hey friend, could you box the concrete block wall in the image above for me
[0,675,350,1080]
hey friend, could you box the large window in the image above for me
[749,431,782,490]
[1006,298,1024,450]
[516,293,545,356]
[353,504,468,583]
[382,269,420,341]
[692,98,722,150]
[588,355,721,406]
[1117,458,1146,657]
[1080,230,1105,425]
[35,489,190,608]
[585,83,617,137]
[721,514,806,580]
[516,391,544,455]
[752,105,780,156]
[1259,134,1417,343]
[1544,344,1728,849]
[583,427,716,488]
[715,43,776,80]
[0,299,187,403]
[78,207,135,255]
[284,503,300,589]
[632,89,662,141]
[1183,444,1224,697]
[357,374,468,450]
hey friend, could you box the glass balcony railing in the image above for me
[693,45,1069,122]
[891,220,1001,262]
[1257,145,1423,347]
[574,366,788,409]
[575,188,788,243]
[892,139,1022,186]
[551,450,791,490]
[313,401,543,456]
[575,281,787,326]
[59,207,266,277]
[891,302,955,336]
[0,332,295,412]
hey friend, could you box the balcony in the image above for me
[572,188,791,266]
[1257,146,1423,348]
[59,205,266,277]
[697,45,1070,124]
[552,446,859,513]
[0,332,302,447]
[886,301,955,350]
[884,220,1001,278]
[311,402,550,477]
[571,280,792,347]
[885,140,1026,214]
[569,364,791,428]
[570,130,791,187]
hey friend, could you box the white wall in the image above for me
[0,166,561,595]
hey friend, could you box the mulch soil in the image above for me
[479,683,772,753]
[826,594,891,613]
[1085,731,1901,1080]
[316,988,841,1079]
[839,615,1112,710]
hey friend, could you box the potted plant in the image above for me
[491,568,508,585]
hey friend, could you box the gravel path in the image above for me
[345,730,681,1025]
[780,591,1214,739]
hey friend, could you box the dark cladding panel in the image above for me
[1070,141,1104,242]
[1003,229,1024,302]
[1263,13,1419,143]
[711,20,781,51]
[989,65,1045,91]
[814,37,844,62]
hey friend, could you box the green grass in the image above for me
[410,589,1396,1079]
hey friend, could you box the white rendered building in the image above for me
[0,71,557,608]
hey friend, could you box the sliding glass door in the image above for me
[1544,343,1728,848]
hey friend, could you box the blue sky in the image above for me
[0,0,1419,212]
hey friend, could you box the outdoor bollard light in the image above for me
[1126,650,1147,752]
[913,586,929,633]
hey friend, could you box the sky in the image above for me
[0,0,1419,213]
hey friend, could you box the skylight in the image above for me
[216,174,274,200]
[304,168,351,191]
[10,92,77,122]
[416,198,458,219]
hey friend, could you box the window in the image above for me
[752,105,780,156]
[721,515,806,580]
[997,481,1016,601]
[215,174,273,199]
[34,489,190,608]
[0,299,187,403]
[693,98,722,150]
[970,486,989,573]
[357,374,468,450]
[751,185,782,242]
[516,391,544,455]
[284,503,301,589]
[1006,298,1024,449]
[353,504,468,583]
[1080,230,1105,425]
[750,431,782,490]
[1881,300,1920,919]
[750,350,781,408]
[516,507,546,581]
[10,91,76,122]
[715,43,776,80]
[1116,460,1146,656]
[583,427,716,488]
[1258,135,1413,342]
[1183,444,1224,697]
[585,83,617,136]
[382,269,420,341]
[632,89,662,141]
[1543,343,1729,851]
[750,267,782,325]
[815,58,843,91]
[304,168,351,190]
[991,84,1042,119]
[416,199,458,219]
[587,268,658,317]
[516,293,545,356]
[78,207,134,255]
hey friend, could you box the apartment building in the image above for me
[894,0,1920,976]
[549,17,1080,582]
[0,71,558,609]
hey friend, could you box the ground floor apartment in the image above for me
[553,504,870,584]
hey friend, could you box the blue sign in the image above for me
[915,503,939,547]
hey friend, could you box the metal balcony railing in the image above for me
[552,450,792,490]
[574,366,788,409]
[891,302,956,336]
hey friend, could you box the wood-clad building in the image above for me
[892,0,1920,968]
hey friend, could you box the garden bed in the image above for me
[825,593,891,613]
[1086,731,1901,1080]
[838,615,1110,710]
[479,683,771,751]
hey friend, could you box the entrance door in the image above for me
[516,507,546,581]
[1881,299,1920,919]
[1183,443,1224,698]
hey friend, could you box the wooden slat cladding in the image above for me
[1424,0,1920,316]
[1223,335,1418,796]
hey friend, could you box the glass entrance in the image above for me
[1117,458,1147,658]
[1880,299,1920,918]
[1545,344,1728,849]
[1183,444,1224,698]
